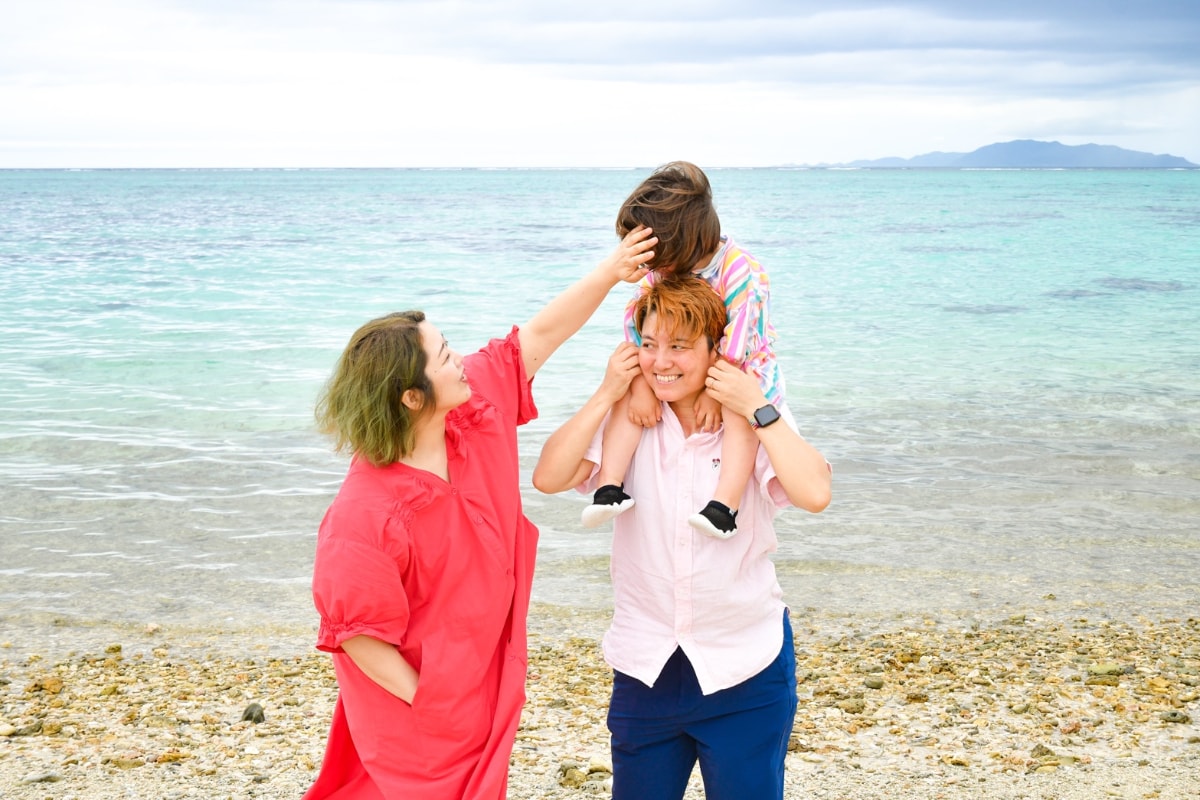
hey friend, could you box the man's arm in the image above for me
[703,360,831,513]
[533,343,640,493]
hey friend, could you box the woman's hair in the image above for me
[633,275,726,351]
[616,161,721,277]
[315,310,434,467]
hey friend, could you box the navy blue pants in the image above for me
[607,611,797,800]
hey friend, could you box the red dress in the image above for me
[304,327,539,800]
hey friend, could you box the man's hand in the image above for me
[703,361,768,422]
[599,342,641,404]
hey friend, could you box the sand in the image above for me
[2,604,1198,799]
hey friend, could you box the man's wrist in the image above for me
[750,403,782,429]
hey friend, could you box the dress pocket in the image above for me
[410,630,494,765]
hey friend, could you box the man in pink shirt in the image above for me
[534,276,831,800]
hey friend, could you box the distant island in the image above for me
[822,140,1197,169]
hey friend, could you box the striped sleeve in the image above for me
[712,247,783,402]
[621,271,658,344]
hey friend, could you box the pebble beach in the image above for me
[3,168,1197,798]
[2,603,1197,799]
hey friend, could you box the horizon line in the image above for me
[2,165,1198,172]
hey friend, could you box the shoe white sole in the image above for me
[687,512,737,540]
[581,498,635,528]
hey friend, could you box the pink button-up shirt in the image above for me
[581,403,797,695]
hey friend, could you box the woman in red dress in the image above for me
[303,226,657,800]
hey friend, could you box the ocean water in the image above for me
[1,168,1197,641]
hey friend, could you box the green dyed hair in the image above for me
[315,310,434,467]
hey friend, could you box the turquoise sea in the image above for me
[1,168,1197,643]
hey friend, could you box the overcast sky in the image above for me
[2,0,1198,168]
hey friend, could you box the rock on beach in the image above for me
[1,610,1198,799]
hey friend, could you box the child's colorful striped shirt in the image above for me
[622,236,785,405]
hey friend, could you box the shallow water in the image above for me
[1,168,1197,636]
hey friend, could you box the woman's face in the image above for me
[637,311,718,407]
[417,321,470,412]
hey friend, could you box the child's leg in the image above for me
[713,411,756,509]
[582,393,640,528]
[688,412,757,539]
[595,393,637,489]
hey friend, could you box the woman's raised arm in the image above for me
[518,227,655,379]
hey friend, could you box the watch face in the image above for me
[754,404,781,428]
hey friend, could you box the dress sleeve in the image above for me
[463,325,537,427]
[312,517,411,653]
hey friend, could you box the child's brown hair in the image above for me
[616,161,721,277]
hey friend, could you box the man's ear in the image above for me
[401,388,424,411]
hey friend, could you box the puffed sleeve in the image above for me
[311,514,411,653]
[462,325,537,427]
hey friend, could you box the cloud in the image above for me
[0,0,1196,166]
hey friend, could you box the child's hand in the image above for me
[602,226,657,284]
[627,374,662,428]
[694,389,724,433]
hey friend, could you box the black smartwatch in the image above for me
[751,404,781,429]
